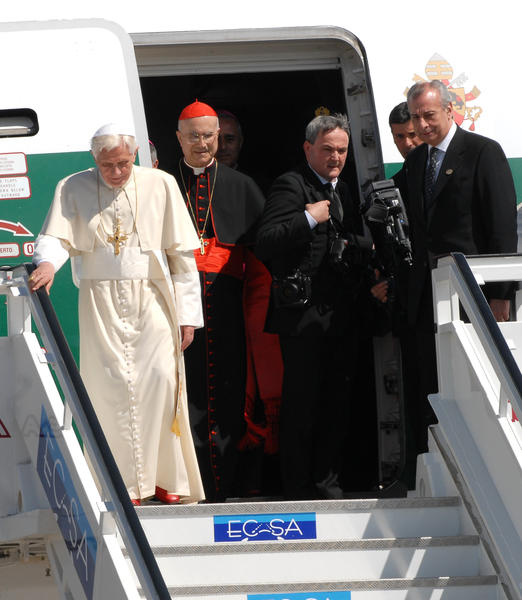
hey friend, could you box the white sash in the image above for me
[78,247,164,280]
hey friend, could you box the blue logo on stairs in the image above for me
[36,406,97,600]
[214,512,317,542]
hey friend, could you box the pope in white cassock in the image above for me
[29,123,205,505]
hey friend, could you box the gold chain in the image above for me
[178,159,218,255]
[97,170,138,255]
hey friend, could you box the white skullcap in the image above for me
[92,122,136,138]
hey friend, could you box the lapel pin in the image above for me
[446,169,454,175]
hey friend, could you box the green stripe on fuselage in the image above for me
[0,151,93,360]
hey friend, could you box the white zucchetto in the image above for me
[92,122,136,139]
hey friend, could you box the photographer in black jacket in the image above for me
[256,113,365,500]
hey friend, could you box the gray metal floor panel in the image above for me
[135,496,461,517]
[144,535,480,556]
[157,575,498,596]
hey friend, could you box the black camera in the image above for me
[329,233,374,274]
[329,237,347,267]
[363,179,412,275]
[271,269,312,308]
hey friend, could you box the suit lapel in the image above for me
[302,165,325,201]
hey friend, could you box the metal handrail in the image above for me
[448,252,522,419]
[2,263,170,600]
[430,253,522,599]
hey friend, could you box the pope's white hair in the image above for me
[90,134,138,158]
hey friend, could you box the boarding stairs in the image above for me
[1,256,522,600]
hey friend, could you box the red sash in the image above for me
[194,237,244,280]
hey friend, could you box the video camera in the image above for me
[363,179,412,278]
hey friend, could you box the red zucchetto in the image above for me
[179,100,217,120]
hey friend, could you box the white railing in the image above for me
[430,253,522,599]
[0,264,170,600]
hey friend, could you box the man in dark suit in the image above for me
[403,79,517,453]
[256,114,363,500]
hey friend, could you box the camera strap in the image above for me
[328,216,340,237]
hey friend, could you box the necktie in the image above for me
[424,146,440,213]
[325,182,343,224]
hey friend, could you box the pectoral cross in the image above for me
[200,237,209,255]
[107,221,128,255]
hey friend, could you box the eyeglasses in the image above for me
[182,131,218,144]
[98,160,133,171]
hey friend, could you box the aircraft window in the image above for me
[0,109,39,138]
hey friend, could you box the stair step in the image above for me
[148,535,480,555]
[135,497,462,546]
[139,576,499,599]
[126,535,481,588]
[128,498,497,599]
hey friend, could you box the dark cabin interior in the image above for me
[139,67,383,496]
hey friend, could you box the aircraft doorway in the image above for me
[139,68,357,197]
[138,66,382,497]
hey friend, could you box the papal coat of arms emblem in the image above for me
[407,53,483,131]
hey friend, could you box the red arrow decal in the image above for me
[0,418,11,438]
[0,220,33,236]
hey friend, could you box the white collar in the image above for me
[308,164,338,188]
[184,158,215,175]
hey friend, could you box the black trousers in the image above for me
[408,280,439,458]
[184,273,246,502]
[278,334,352,500]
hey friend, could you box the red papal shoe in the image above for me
[155,486,180,505]
[131,498,141,506]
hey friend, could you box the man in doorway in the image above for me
[369,102,422,490]
[215,109,243,169]
[256,113,363,500]
[175,100,265,502]
[213,108,284,495]
[389,101,422,160]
